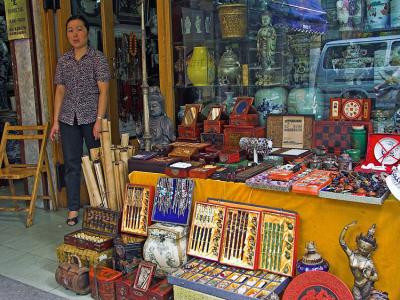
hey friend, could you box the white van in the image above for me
[315,35,400,117]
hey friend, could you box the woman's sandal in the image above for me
[66,216,78,226]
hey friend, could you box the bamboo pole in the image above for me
[93,160,108,208]
[101,119,117,210]
[121,133,129,147]
[113,161,122,211]
[89,147,101,161]
[81,156,102,207]
[118,161,126,201]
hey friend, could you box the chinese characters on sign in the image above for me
[282,116,305,148]
[4,0,30,40]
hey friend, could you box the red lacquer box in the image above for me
[223,126,265,150]
[219,150,242,164]
[178,124,202,141]
[188,165,218,179]
[115,272,136,300]
[89,266,123,300]
[146,279,173,300]
[229,97,259,127]
[291,170,336,195]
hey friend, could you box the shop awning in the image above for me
[268,0,328,34]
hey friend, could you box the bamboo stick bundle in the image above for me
[114,147,121,161]
[117,161,126,201]
[100,119,117,210]
[93,160,108,208]
[81,156,102,207]
[121,133,129,147]
[127,145,134,157]
[89,147,101,161]
[113,161,122,211]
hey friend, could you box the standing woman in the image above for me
[50,15,110,226]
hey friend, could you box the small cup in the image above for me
[345,149,361,163]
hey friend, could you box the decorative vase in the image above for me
[366,0,389,30]
[351,126,367,158]
[143,223,188,274]
[218,47,241,85]
[296,242,329,274]
[186,46,215,86]
[217,3,247,38]
[287,88,324,119]
[391,0,400,28]
[254,87,287,126]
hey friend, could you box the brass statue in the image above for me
[256,12,276,86]
[339,221,388,300]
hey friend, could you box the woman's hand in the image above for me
[93,119,102,140]
[50,122,60,142]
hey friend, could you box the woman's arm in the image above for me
[50,84,65,141]
[93,81,109,140]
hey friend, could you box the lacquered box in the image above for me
[291,170,336,195]
[201,133,224,147]
[89,266,123,300]
[219,150,242,164]
[220,207,261,270]
[128,157,180,174]
[178,124,203,141]
[121,184,154,236]
[223,126,265,150]
[229,97,259,127]
[258,209,299,276]
[64,206,121,252]
[165,162,193,178]
[204,120,227,133]
[187,203,226,261]
[56,243,113,268]
[168,258,290,300]
[188,165,218,179]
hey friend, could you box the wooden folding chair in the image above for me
[0,122,57,227]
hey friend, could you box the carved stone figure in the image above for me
[256,12,276,86]
[136,87,176,148]
[256,12,276,85]
[339,221,388,300]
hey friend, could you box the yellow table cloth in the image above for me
[129,171,400,298]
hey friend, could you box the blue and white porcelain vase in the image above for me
[391,0,400,28]
[254,87,287,126]
[296,241,330,274]
[366,0,389,30]
[287,88,324,119]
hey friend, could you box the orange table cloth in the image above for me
[129,171,400,298]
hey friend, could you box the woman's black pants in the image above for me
[59,121,100,211]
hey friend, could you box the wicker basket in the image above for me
[217,4,247,38]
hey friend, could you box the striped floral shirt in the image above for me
[54,47,110,125]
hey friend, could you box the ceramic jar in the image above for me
[217,3,247,38]
[392,0,400,28]
[254,87,287,126]
[143,223,188,274]
[366,0,389,30]
[287,88,324,119]
[350,126,367,158]
[187,46,215,86]
[218,47,241,85]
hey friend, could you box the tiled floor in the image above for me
[0,197,92,300]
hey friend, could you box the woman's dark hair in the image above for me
[66,15,89,32]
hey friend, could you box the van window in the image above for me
[390,42,400,66]
[323,42,387,69]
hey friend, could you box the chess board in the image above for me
[312,120,372,155]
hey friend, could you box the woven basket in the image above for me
[217,4,247,38]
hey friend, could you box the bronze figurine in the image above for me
[339,221,388,300]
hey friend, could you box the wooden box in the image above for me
[168,147,199,161]
[188,165,218,179]
[266,115,314,149]
[187,203,226,261]
[234,163,274,183]
[312,120,373,155]
[201,133,224,147]
[198,152,220,164]
[89,266,123,300]
[121,184,154,236]
[219,150,242,164]
[168,258,290,300]
[258,209,299,276]
[165,162,194,178]
[223,126,265,150]
[220,207,261,270]
[115,272,137,300]
[178,104,203,141]
[204,120,227,133]
[229,97,259,127]
[56,243,113,268]
[64,207,121,252]
[291,170,336,196]
[146,278,174,300]
[204,105,227,134]
[329,98,371,121]
[128,157,180,174]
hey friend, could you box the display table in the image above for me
[129,171,400,298]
